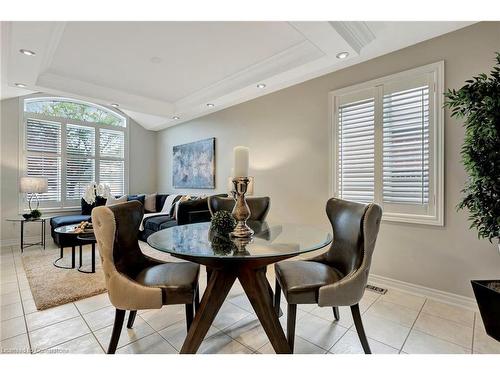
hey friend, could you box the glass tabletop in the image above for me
[147,221,332,259]
[6,217,49,222]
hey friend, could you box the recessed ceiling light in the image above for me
[256,83,266,89]
[206,103,215,108]
[336,52,349,59]
[110,103,119,108]
[172,116,180,120]
[15,83,27,88]
[19,49,36,56]
[150,56,162,64]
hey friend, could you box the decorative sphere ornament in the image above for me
[210,211,236,235]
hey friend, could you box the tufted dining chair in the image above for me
[91,201,200,354]
[274,198,382,353]
[208,195,271,221]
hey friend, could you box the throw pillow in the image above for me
[106,195,127,206]
[144,193,157,212]
[127,194,145,205]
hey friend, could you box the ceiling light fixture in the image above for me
[256,83,266,89]
[15,83,27,88]
[206,103,215,108]
[336,52,349,59]
[172,116,180,120]
[110,103,119,108]
[19,49,36,56]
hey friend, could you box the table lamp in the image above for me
[20,177,48,215]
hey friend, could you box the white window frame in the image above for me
[329,61,444,226]
[18,94,130,213]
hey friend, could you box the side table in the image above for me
[77,234,96,274]
[5,217,48,252]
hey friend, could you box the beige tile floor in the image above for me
[1,242,500,355]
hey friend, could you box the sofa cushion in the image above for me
[156,194,168,213]
[159,219,178,230]
[50,215,91,229]
[143,214,173,232]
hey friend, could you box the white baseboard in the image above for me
[368,274,478,312]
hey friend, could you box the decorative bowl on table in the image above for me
[74,221,93,234]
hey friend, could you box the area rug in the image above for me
[22,246,107,310]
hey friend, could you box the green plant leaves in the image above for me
[444,53,500,242]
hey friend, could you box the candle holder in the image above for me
[230,177,254,238]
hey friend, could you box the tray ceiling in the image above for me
[1,21,473,130]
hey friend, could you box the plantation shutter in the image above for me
[337,97,375,203]
[99,160,124,195]
[66,124,95,200]
[99,128,124,158]
[99,128,125,195]
[25,119,61,202]
[383,85,430,205]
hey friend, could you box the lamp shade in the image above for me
[20,177,48,193]
[228,176,254,196]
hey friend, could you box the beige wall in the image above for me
[0,96,157,243]
[157,22,500,297]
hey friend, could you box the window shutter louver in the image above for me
[383,86,430,204]
[99,160,124,196]
[25,119,61,202]
[26,155,61,202]
[100,128,125,158]
[337,98,375,203]
[26,119,60,154]
[66,125,96,200]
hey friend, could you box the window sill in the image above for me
[382,212,444,227]
[19,207,81,215]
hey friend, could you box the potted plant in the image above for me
[445,52,500,341]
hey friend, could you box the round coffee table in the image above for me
[53,224,97,273]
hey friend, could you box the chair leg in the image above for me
[333,306,340,321]
[274,279,281,315]
[287,304,297,353]
[185,303,194,331]
[107,309,125,354]
[350,303,371,354]
[127,310,137,329]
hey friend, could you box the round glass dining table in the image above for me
[147,221,332,354]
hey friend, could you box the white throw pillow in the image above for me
[106,195,127,206]
[161,194,180,213]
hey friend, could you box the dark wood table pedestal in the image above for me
[178,256,291,354]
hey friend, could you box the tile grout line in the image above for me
[12,245,34,354]
[398,298,427,354]
[74,301,106,353]
[327,293,382,353]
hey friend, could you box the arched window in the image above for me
[21,96,128,210]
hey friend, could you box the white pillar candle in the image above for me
[233,146,249,177]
